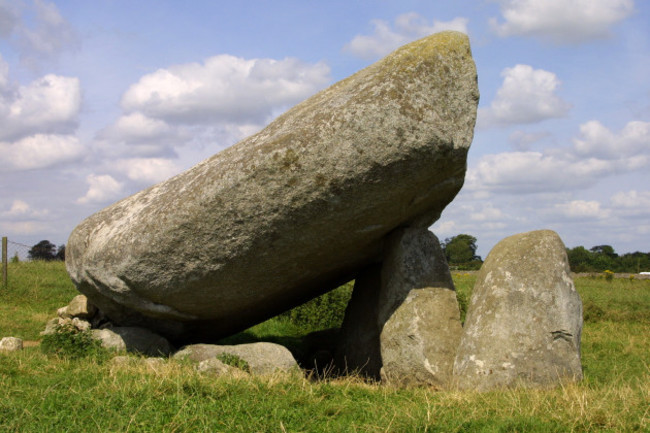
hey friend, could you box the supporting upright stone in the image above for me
[453,230,583,391]
[337,227,463,387]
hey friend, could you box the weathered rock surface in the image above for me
[66,295,97,319]
[0,337,23,352]
[453,230,583,391]
[66,31,479,342]
[196,358,250,378]
[91,327,173,356]
[337,227,462,386]
[174,342,299,375]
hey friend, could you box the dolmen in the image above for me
[64,31,584,390]
[66,31,479,344]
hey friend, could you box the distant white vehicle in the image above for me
[640,272,650,275]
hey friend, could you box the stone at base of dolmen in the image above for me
[337,227,463,387]
[65,31,479,343]
[453,230,583,391]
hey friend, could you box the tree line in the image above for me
[440,235,649,273]
[22,237,650,273]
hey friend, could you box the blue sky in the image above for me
[1,0,648,259]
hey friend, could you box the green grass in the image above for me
[1,261,649,432]
[0,261,78,340]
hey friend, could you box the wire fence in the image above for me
[6,239,32,262]
[2,237,39,289]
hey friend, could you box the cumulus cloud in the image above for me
[508,130,551,150]
[478,64,571,127]
[0,134,85,170]
[343,13,468,59]
[573,120,650,159]
[1,199,49,219]
[0,73,81,141]
[95,112,185,157]
[610,190,650,220]
[467,120,650,195]
[121,55,331,126]
[0,52,8,89]
[2,0,79,69]
[113,157,181,185]
[611,190,650,208]
[553,200,610,219]
[76,174,124,204]
[490,0,635,44]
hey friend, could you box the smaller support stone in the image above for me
[336,227,463,387]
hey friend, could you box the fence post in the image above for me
[2,236,7,290]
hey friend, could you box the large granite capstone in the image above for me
[66,31,479,342]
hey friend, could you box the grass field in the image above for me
[1,261,649,432]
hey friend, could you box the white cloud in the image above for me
[490,0,635,44]
[0,220,48,235]
[7,199,30,215]
[470,204,504,222]
[611,190,650,208]
[0,52,9,89]
[114,157,181,185]
[508,130,550,150]
[1,199,49,219]
[478,64,571,127]
[468,118,650,195]
[76,174,124,204]
[121,55,331,126]
[0,133,85,170]
[95,112,184,157]
[610,190,650,220]
[554,200,610,219]
[0,73,81,141]
[344,13,468,59]
[573,120,650,159]
[14,0,79,69]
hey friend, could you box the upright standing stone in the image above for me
[453,230,583,390]
[66,31,479,343]
[337,228,463,387]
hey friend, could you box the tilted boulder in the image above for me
[337,227,462,387]
[66,31,479,342]
[453,230,583,390]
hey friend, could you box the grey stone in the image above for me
[71,317,92,332]
[196,358,249,378]
[337,227,462,387]
[41,317,91,335]
[0,337,23,351]
[41,317,62,336]
[174,342,299,375]
[453,230,583,391]
[91,327,173,356]
[67,295,97,319]
[65,31,479,342]
[57,306,70,319]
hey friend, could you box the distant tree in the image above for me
[442,234,482,269]
[566,246,592,272]
[590,245,618,258]
[28,240,57,261]
[56,245,66,261]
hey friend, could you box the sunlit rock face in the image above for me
[66,31,479,343]
[453,230,584,391]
